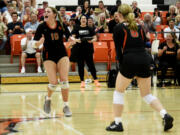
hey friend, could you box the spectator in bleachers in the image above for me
[175,14,180,29]
[110,0,121,17]
[37,1,48,21]
[22,6,31,26]
[166,5,177,23]
[71,15,101,88]
[143,13,155,33]
[0,0,8,14]
[20,28,42,73]
[176,0,180,15]
[7,12,24,36]
[158,33,180,87]
[164,19,179,39]
[94,1,110,19]
[88,17,96,32]
[82,0,91,17]
[0,13,7,50]
[153,8,162,26]
[24,12,40,34]
[132,1,141,18]
[95,13,109,33]
[3,4,19,24]
[108,12,120,33]
[67,18,75,33]
[59,7,70,22]
[11,0,23,15]
[71,6,83,26]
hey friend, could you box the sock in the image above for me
[160,109,167,118]
[64,102,69,107]
[46,96,51,100]
[115,117,122,124]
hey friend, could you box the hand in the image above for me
[163,46,167,51]
[15,25,20,29]
[75,39,81,43]
[39,34,45,45]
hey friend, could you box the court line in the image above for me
[27,102,84,135]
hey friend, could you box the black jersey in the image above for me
[71,25,95,53]
[113,23,147,62]
[34,21,70,56]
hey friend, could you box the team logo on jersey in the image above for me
[130,30,139,38]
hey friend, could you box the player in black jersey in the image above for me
[71,15,101,88]
[106,4,174,132]
[33,7,72,117]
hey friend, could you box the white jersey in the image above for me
[21,37,36,54]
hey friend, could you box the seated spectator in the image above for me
[164,19,179,39]
[0,14,7,50]
[20,28,42,73]
[153,8,162,26]
[59,7,70,22]
[166,5,177,23]
[158,33,180,87]
[37,1,48,21]
[95,13,109,33]
[67,18,76,33]
[22,6,31,26]
[176,0,180,15]
[175,14,180,29]
[88,17,96,32]
[24,12,39,34]
[108,12,120,33]
[94,1,110,19]
[7,12,24,37]
[132,1,141,18]
[0,0,8,14]
[82,0,91,17]
[110,0,121,17]
[71,6,83,26]
[143,13,156,33]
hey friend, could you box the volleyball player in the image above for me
[33,7,72,117]
[106,4,174,132]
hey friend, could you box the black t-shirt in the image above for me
[34,21,70,55]
[71,25,95,53]
[158,42,179,62]
[0,0,6,8]
[133,7,141,18]
[166,13,177,20]
[7,21,24,34]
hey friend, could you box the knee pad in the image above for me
[143,94,157,104]
[113,90,124,105]
[48,84,58,91]
[60,81,69,89]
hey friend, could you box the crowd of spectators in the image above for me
[0,0,180,86]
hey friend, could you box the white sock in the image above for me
[64,102,69,107]
[115,117,122,124]
[160,109,167,118]
[46,96,51,100]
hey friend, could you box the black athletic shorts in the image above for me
[42,50,67,64]
[25,52,36,58]
[119,51,152,79]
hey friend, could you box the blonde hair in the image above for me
[175,14,180,25]
[118,4,138,31]
[48,7,64,31]
[98,13,108,29]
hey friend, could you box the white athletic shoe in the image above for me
[21,67,25,73]
[37,67,42,73]
[85,79,92,84]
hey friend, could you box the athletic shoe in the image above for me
[85,79,92,84]
[80,81,85,88]
[20,67,25,73]
[163,114,174,131]
[37,67,42,73]
[44,96,51,114]
[106,121,124,132]
[63,106,72,117]
[94,80,101,87]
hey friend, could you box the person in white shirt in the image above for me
[20,28,42,73]
[164,19,179,39]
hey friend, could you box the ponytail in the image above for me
[125,13,138,31]
[57,12,65,32]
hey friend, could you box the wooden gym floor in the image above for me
[0,83,179,135]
